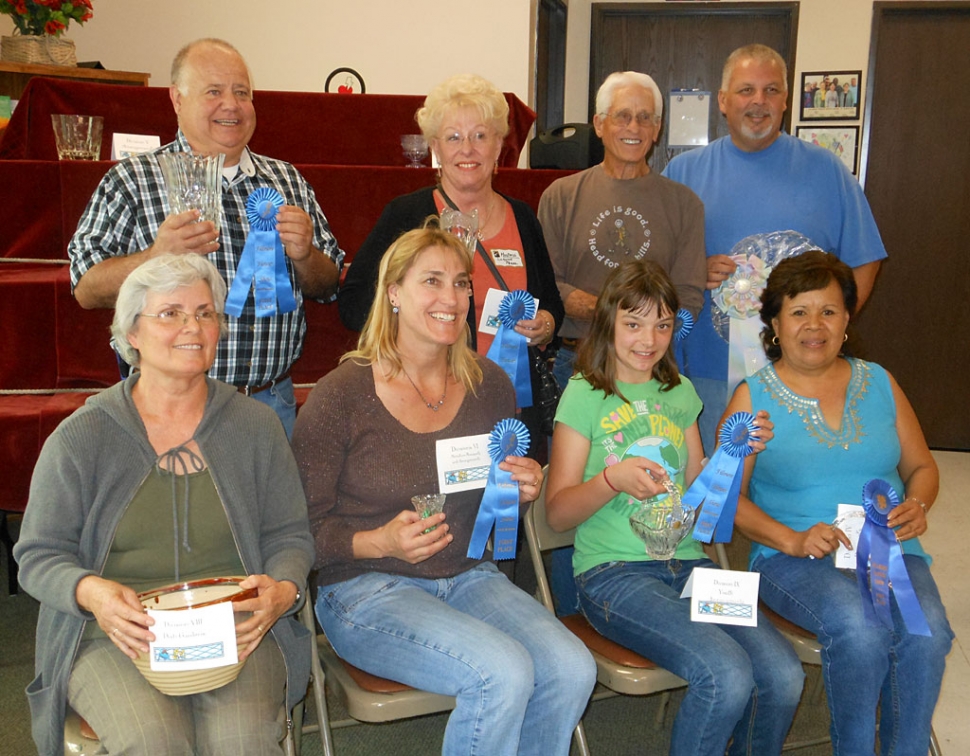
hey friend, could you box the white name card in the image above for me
[146,601,238,671]
[112,133,161,160]
[681,566,760,627]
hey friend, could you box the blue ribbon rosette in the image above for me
[855,479,932,636]
[686,412,757,544]
[675,308,694,341]
[672,308,694,370]
[224,188,298,318]
[486,290,535,407]
[467,418,531,560]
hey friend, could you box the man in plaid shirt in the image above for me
[68,38,343,437]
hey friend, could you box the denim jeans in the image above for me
[551,345,577,392]
[250,376,297,440]
[316,562,596,756]
[754,552,953,756]
[688,375,729,458]
[550,345,583,616]
[577,558,804,756]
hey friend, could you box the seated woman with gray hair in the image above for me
[15,253,313,755]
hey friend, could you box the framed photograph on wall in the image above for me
[800,70,861,120]
[796,125,860,175]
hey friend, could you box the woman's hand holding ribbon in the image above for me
[500,455,544,503]
[747,410,774,453]
[513,308,555,346]
[76,575,154,660]
[795,522,852,559]
[153,210,219,256]
[887,497,927,541]
[608,457,669,502]
[275,205,314,262]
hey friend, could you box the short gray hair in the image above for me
[112,254,228,366]
[595,71,664,121]
[721,44,788,93]
[171,38,252,95]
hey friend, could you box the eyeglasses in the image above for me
[439,130,494,148]
[139,308,222,326]
[604,109,660,128]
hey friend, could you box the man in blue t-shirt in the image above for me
[664,44,887,453]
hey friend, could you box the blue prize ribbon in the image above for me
[467,418,530,560]
[675,308,694,341]
[224,188,297,318]
[687,412,757,544]
[485,290,535,408]
[856,479,932,636]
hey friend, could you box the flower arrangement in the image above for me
[0,0,93,37]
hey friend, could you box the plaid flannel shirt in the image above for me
[68,132,344,386]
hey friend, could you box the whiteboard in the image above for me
[668,90,710,147]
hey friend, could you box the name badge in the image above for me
[490,248,523,267]
[681,567,760,627]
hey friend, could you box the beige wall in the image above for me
[1,0,534,98]
[3,0,954,138]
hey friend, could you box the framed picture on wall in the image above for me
[800,70,861,120]
[796,125,860,175]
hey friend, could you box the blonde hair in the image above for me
[342,220,483,393]
[416,74,510,142]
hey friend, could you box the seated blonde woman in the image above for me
[294,222,594,756]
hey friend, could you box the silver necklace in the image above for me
[402,368,447,411]
[476,193,496,240]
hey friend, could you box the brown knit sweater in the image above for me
[292,357,516,590]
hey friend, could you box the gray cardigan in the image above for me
[14,376,314,755]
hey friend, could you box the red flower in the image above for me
[44,19,65,34]
[13,0,28,14]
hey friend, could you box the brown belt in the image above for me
[561,337,582,350]
[238,370,290,396]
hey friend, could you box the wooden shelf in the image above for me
[0,61,149,99]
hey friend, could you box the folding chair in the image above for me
[524,469,688,756]
[295,587,455,756]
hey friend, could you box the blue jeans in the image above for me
[754,552,953,756]
[250,376,297,440]
[550,345,583,615]
[551,345,577,392]
[688,375,729,458]
[316,562,596,756]
[577,558,804,756]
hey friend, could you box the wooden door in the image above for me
[855,3,970,450]
[589,2,798,173]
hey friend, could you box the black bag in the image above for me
[531,345,562,436]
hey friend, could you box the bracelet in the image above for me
[906,496,928,513]
[602,467,620,493]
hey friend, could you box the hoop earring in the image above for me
[771,336,780,346]
[843,333,848,343]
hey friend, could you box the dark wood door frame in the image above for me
[859,1,970,187]
[589,2,799,122]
